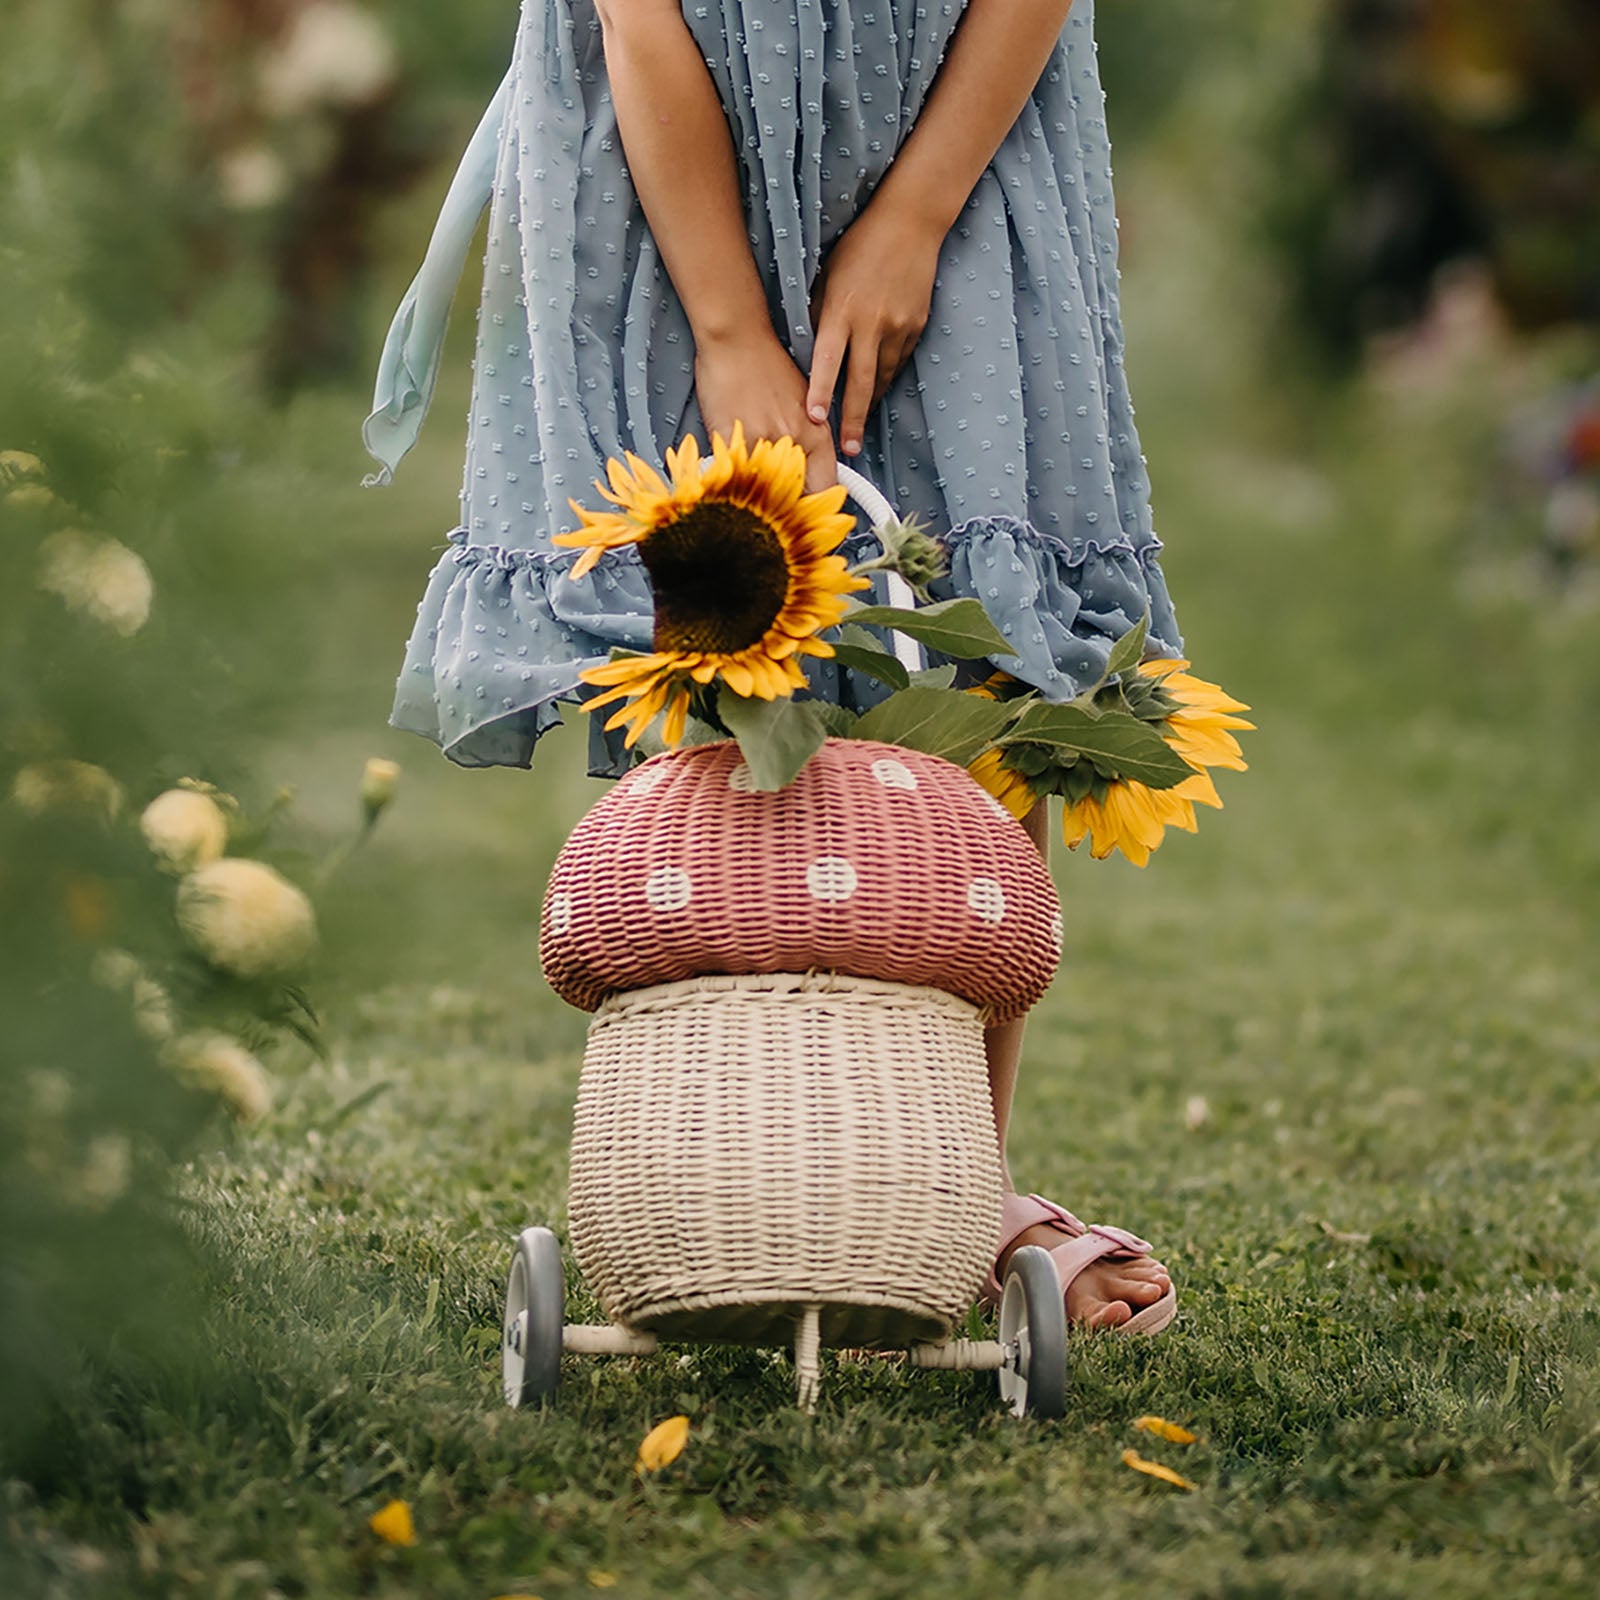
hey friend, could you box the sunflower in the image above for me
[554,425,867,747]
[966,747,1036,819]
[1060,658,1252,866]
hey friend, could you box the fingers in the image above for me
[800,422,838,495]
[838,333,879,458]
[806,321,847,431]
[873,332,911,411]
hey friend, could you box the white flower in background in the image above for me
[217,143,291,211]
[74,1134,133,1208]
[360,757,400,820]
[90,947,177,1039]
[1184,1094,1211,1132]
[28,1069,73,1118]
[259,2,399,116]
[166,1032,272,1123]
[5,481,61,512]
[176,858,317,978]
[130,975,176,1042]
[91,947,143,992]
[141,788,231,874]
[12,759,124,821]
[176,776,242,818]
[37,530,154,637]
[0,449,45,484]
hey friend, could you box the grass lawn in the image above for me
[10,113,1600,1600]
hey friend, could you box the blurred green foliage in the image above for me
[1260,0,1600,359]
[0,0,370,1483]
[1,3,1598,1595]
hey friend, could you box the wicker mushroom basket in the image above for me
[501,736,1073,1415]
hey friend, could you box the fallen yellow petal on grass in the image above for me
[1121,1448,1197,1491]
[635,1414,690,1474]
[588,1572,619,1589]
[1134,1415,1198,1445]
[368,1499,417,1546]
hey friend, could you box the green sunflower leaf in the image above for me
[909,664,958,689]
[846,597,1012,660]
[829,642,910,692]
[1003,703,1193,789]
[811,701,860,738]
[851,687,1016,765]
[716,691,828,791]
[1102,613,1150,683]
[679,716,728,747]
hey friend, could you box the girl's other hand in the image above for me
[805,207,943,458]
[694,331,838,492]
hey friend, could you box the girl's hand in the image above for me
[805,207,944,457]
[694,331,838,492]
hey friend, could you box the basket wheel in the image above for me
[996,1244,1067,1420]
[502,1226,564,1408]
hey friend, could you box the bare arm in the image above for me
[808,0,1079,455]
[595,0,835,485]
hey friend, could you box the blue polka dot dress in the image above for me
[365,0,1182,774]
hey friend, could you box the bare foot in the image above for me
[998,1222,1172,1330]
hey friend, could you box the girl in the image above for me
[366,0,1177,1333]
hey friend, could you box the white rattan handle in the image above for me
[835,462,923,673]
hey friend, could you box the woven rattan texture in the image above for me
[541,738,1061,1018]
[568,973,1005,1348]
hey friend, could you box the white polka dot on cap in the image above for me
[806,856,858,903]
[644,866,693,911]
[727,762,758,793]
[870,757,918,791]
[547,890,573,936]
[978,791,1014,822]
[1049,910,1063,951]
[623,765,669,798]
[967,877,1006,925]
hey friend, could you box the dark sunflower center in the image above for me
[643,500,790,655]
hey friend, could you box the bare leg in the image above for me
[984,801,1049,1183]
[985,801,1172,1328]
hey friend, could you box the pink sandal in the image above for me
[980,1193,1177,1336]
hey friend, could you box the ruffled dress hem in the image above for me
[390,510,1182,778]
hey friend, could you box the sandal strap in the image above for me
[1015,1192,1152,1257]
[981,1192,1154,1304]
[1045,1231,1144,1299]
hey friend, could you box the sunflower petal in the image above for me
[1134,1415,1199,1445]
[720,659,756,698]
[1137,657,1191,680]
[635,1415,690,1474]
[1121,1448,1196,1491]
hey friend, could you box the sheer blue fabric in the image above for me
[367,0,1181,773]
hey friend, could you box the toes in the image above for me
[1088,1299,1132,1330]
[1119,1259,1172,1293]
[1105,1273,1165,1306]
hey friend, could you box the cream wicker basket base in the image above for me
[501,973,1072,1416]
